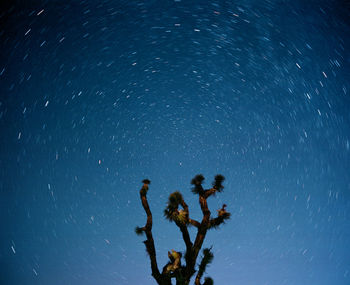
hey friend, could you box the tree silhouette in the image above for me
[135,174,231,285]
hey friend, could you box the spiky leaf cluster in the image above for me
[140,179,151,195]
[209,204,231,229]
[212,174,225,192]
[203,277,214,285]
[191,174,205,194]
[198,248,214,276]
[168,191,183,206]
[176,210,188,224]
[135,226,144,236]
[191,174,205,185]
[209,212,231,229]
[164,191,187,223]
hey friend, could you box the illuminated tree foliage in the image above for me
[135,175,231,285]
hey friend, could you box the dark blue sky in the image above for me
[1,1,349,284]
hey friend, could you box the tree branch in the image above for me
[209,204,231,229]
[188,174,226,277]
[137,180,162,283]
[178,199,194,247]
[203,174,225,199]
[188,194,211,275]
[203,187,218,199]
[188,218,200,228]
[195,248,213,285]
[180,196,200,228]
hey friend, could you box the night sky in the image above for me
[1,1,349,284]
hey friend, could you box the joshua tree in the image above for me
[135,174,231,285]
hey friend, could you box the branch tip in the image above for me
[212,174,225,191]
[135,226,144,236]
[191,174,205,185]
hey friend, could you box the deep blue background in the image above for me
[1,1,349,284]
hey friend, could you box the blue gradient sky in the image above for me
[1,1,349,284]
